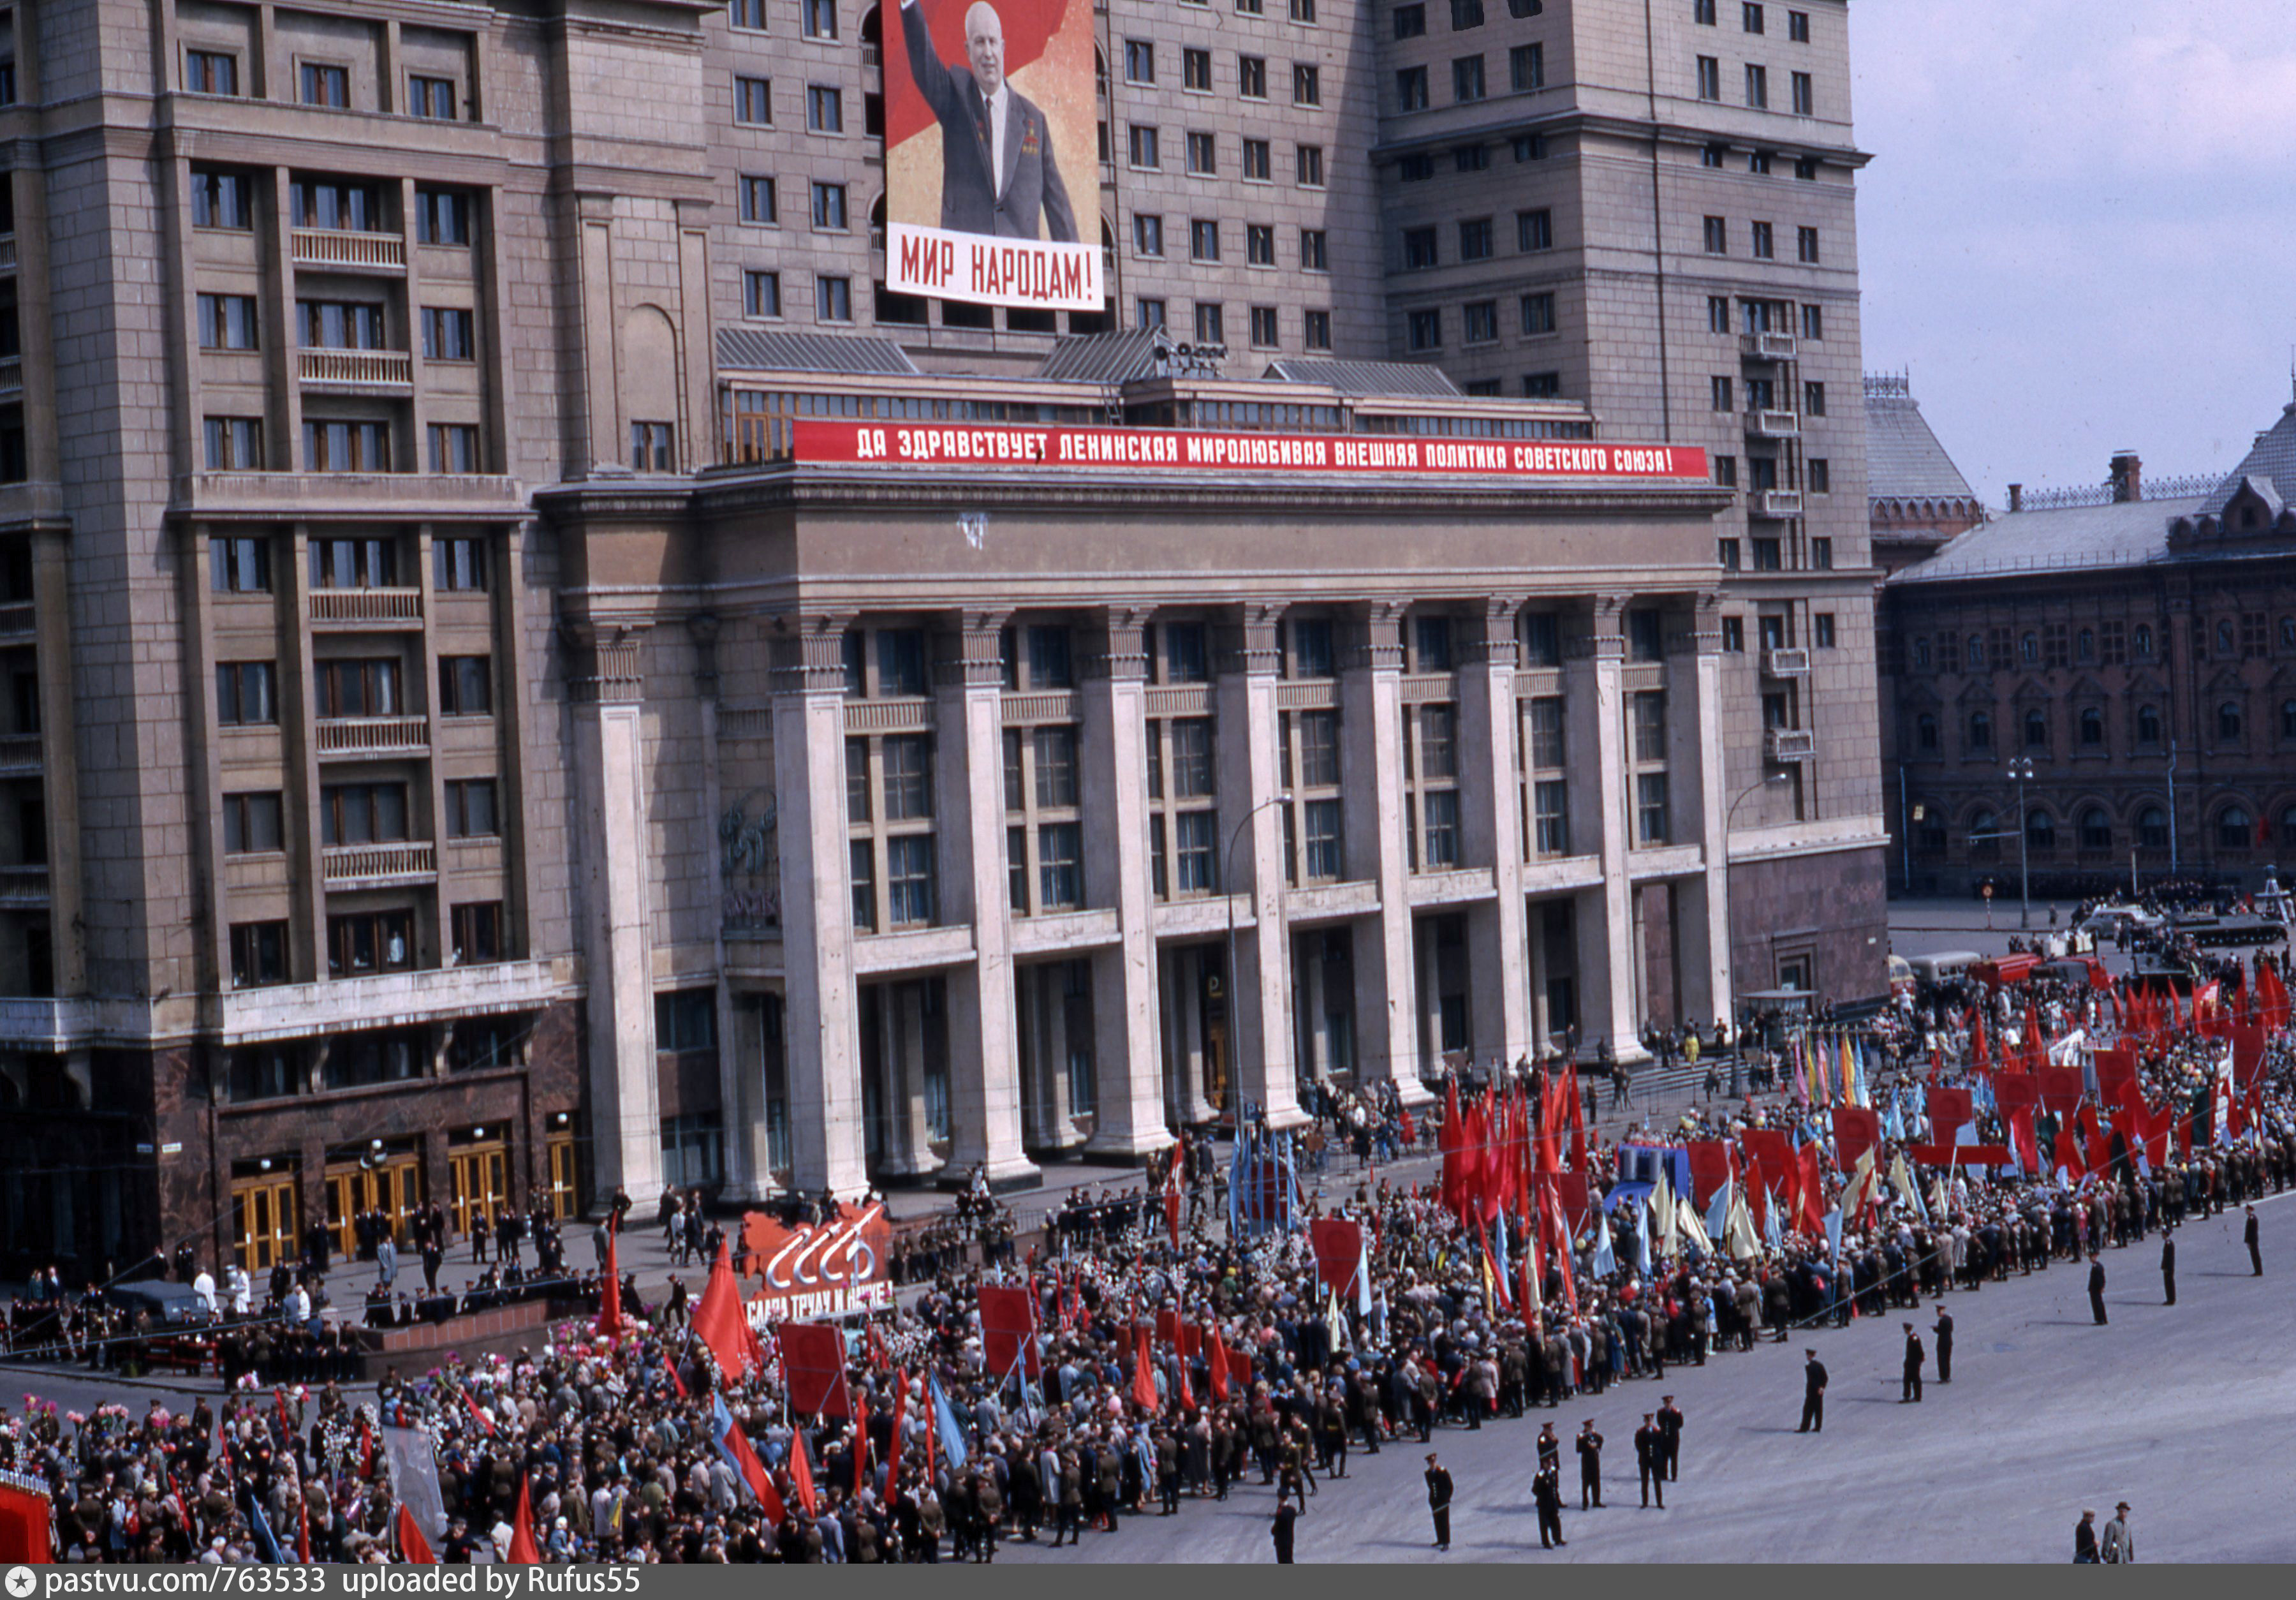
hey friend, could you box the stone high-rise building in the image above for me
[0,0,1883,1277]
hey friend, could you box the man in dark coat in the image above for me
[1656,1395,1684,1480]
[1633,1414,1665,1508]
[1900,1322,1924,1402]
[1533,1460,1566,1549]
[1797,1349,1827,1433]
[1424,1453,1452,1550]
[1931,1303,1954,1382]
[2087,1254,2108,1324]
[898,0,1078,242]
[2244,1204,2262,1275]
[1575,1420,1603,1509]
[2160,1231,2176,1305]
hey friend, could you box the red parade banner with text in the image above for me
[739,1203,895,1322]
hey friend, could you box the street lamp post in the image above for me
[2006,755,2035,928]
[1721,770,1791,1025]
[1222,790,1294,1126]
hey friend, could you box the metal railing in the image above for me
[0,601,33,639]
[0,864,48,905]
[314,715,429,757]
[290,228,407,271]
[309,588,422,625]
[298,348,413,387]
[0,732,41,773]
[2015,473,2219,511]
[322,841,436,884]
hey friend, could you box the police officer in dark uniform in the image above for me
[1798,1349,1827,1433]
[1931,1304,1954,1382]
[1533,1460,1566,1549]
[1656,1395,1684,1480]
[1900,1322,1924,1402]
[2087,1254,2108,1324]
[2160,1229,2176,1305]
[1424,1453,1453,1550]
[1634,1414,1665,1508]
[1575,1419,1604,1509]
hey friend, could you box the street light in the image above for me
[1720,771,1791,1039]
[1221,790,1293,1127]
[2006,756,2035,928]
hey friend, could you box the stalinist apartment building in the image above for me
[0,0,1882,1275]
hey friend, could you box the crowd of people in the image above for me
[1,952,2290,1565]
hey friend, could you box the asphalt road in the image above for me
[1004,1189,2296,1566]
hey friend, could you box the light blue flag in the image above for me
[1883,1090,1906,1143]
[1763,1190,1784,1252]
[1632,1194,1652,1277]
[1705,1178,1733,1244]
[1822,1206,1843,1266]
[930,1374,969,1472]
[1589,1211,1617,1277]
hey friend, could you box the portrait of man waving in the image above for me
[898,0,1078,243]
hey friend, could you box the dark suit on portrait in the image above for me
[901,0,1077,242]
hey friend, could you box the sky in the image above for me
[1851,0,2296,507]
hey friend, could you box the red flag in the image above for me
[788,1427,819,1519]
[884,1378,907,1495]
[1131,1325,1159,1411]
[1565,1062,1587,1171]
[663,1350,688,1400]
[298,1501,311,1564]
[2080,1104,2111,1176]
[395,1504,434,1564]
[778,1321,853,1418]
[721,1405,786,1522]
[461,1389,496,1438]
[1163,1148,1183,1247]
[1927,1086,1974,1146]
[1831,1107,1881,1173]
[693,1239,760,1384]
[1175,1346,1196,1412]
[1437,1076,1466,1215]
[2053,1118,2084,1179]
[358,1418,375,1479]
[978,1283,1041,1381]
[1969,1009,1990,1070]
[853,1395,870,1497]
[1685,1141,1733,1210]
[1541,1180,1578,1316]
[1308,1219,1365,1296]
[1742,1155,1769,1236]
[598,1211,624,1338]
[1795,1142,1823,1235]
[274,1387,295,1445]
[506,1474,542,1564]
[2009,1107,2041,1177]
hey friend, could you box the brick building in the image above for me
[0,0,1885,1277]
[1864,371,1983,579]
[1883,408,2296,901]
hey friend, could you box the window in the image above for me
[1453,144,1490,172]
[1137,297,1167,330]
[197,293,260,351]
[802,0,839,38]
[191,168,256,230]
[1292,619,1336,679]
[426,423,480,474]
[1519,209,1554,253]
[1403,227,1439,270]
[1183,131,1219,176]
[1463,302,1498,344]
[1193,302,1225,344]
[1038,823,1082,908]
[1792,307,1822,346]
[1807,458,1830,493]
[1240,56,1267,99]
[2218,807,2252,851]
[222,790,284,855]
[1745,63,1767,108]
[1533,780,1570,857]
[656,989,718,1055]
[2218,700,2244,741]
[1513,133,1547,161]
[186,49,240,96]
[1813,613,1835,649]
[1520,292,1557,336]
[1519,612,1561,667]
[2134,624,2153,658]
[1457,218,1494,261]
[1302,799,1343,880]
[816,274,853,321]
[1710,375,1734,412]
[1304,309,1331,350]
[1510,43,1549,93]
[1811,537,1833,569]
[739,175,778,225]
[1713,455,1737,488]
[1133,214,1164,256]
[2076,706,2105,748]
[1966,710,1992,752]
[1797,225,1820,264]
[1294,64,1320,105]
[1628,611,1665,663]
[413,188,471,245]
[1243,139,1271,181]
[1792,71,1813,115]
[1396,66,1429,110]
[1637,774,1670,844]
[300,62,350,108]
[731,0,769,28]
[1743,1,1765,29]
[229,923,288,991]
[1802,380,1827,417]
[886,834,936,926]
[1246,223,1277,268]
[881,734,934,819]
[203,419,265,473]
[1125,40,1156,84]
[1790,9,1809,41]
[302,420,392,472]
[1297,144,1325,186]
[743,270,782,318]
[735,76,772,124]
[2021,708,2047,750]
[631,420,675,471]
[420,307,476,361]
[805,84,843,132]
[1915,713,1938,752]
[2026,808,2055,851]
[1452,0,1485,24]
[1696,0,1718,20]
[1750,220,1774,258]
[1184,48,1212,91]
[408,75,457,119]
[1748,148,1774,175]
[1400,152,1434,182]
[2130,703,2160,745]
[449,902,504,966]
[850,840,876,930]
[445,778,499,838]
[1408,309,1442,351]
[1395,3,1427,36]
[1696,56,1721,101]
[214,656,276,725]
[811,181,848,230]
[438,656,492,717]
[1453,55,1487,101]
[1293,0,1318,17]
[1191,219,1221,261]
[297,299,386,349]
[1703,216,1728,253]
[1129,124,1160,168]
[1162,624,1209,685]
[1510,0,1542,11]
[1718,537,1741,570]
[320,781,409,847]
[2138,806,2168,849]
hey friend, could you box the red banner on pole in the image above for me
[1307,1219,1365,1295]
[777,1321,853,1418]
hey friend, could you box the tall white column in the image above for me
[1082,612,1172,1160]
[1672,613,1735,1030]
[568,623,665,1208]
[938,614,1039,1187]
[1564,598,1649,1065]
[770,617,870,1196]
[1215,607,1307,1130]
[1165,949,1218,1123]
[1460,600,1531,1068]
[1341,605,1430,1104]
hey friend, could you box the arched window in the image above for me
[2134,624,2153,658]
[2282,617,2296,651]
[2219,699,2244,741]
[1916,713,1939,752]
[1968,710,1992,751]
[2020,632,2040,663]
[2137,704,2162,744]
[2075,628,2094,663]
[2138,806,2168,849]
[1913,638,1931,671]
[2080,806,2111,850]
[2282,699,2296,740]
[2079,706,2104,746]
[2023,709,2048,749]
[1967,634,1985,670]
[2218,805,2253,850]
[2026,808,2054,850]
[1919,813,1947,855]
[1970,806,1998,859]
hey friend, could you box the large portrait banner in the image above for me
[885,0,1101,311]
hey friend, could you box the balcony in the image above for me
[1745,408,1800,440]
[215,956,569,1046]
[0,864,48,907]
[0,600,33,641]
[315,715,429,759]
[321,841,436,887]
[0,357,19,399]
[1749,488,1804,519]
[175,471,526,519]
[1765,728,1818,762]
[0,235,15,272]
[1762,646,1811,679]
[290,228,406,273]
[298,348,413,389]
[309,588,422,628]
[0,732,40,775]
[1739,331,1797,361]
